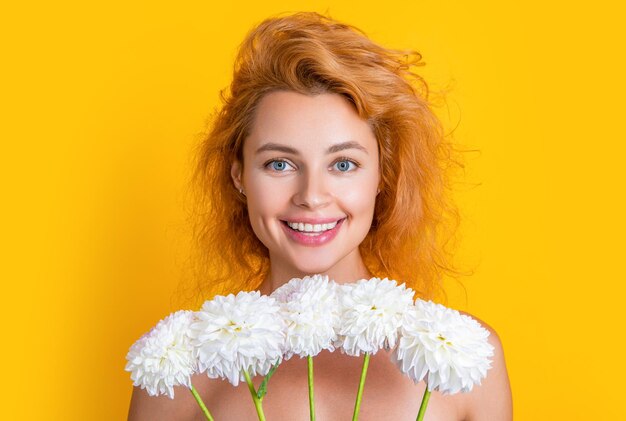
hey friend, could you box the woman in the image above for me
[129,11,512,420]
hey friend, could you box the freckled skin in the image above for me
[127,92,513,421]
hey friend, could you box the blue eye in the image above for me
[334,159,357,172]
[266,160,293,172]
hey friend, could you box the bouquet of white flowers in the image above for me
[125,276,494,421]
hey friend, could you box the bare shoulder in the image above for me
[127,374,216,421]
[457,311,513,421]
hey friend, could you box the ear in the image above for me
[231,160,243,191]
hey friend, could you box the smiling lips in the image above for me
[281,218,345,246]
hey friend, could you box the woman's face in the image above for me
[231,90,380,282]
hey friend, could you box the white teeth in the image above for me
[287,220,339,232]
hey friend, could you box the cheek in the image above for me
[243,178,290,230]
[244,194,277,250]
[247,192,280,221]
[337,179,378,219]
[341,170,379,198]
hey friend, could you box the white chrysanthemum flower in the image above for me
[392,299,494,395]
[125,310,197,399]
[189,291,285,386]
[271,274,340,359]
[336,277,415,356]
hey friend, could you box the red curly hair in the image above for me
[180,11,465,307]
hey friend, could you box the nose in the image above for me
[292,169,331,209]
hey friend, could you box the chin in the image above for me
[288,256,338,277]
[292,263,333,277]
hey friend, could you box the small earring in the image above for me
[239,187,246,196]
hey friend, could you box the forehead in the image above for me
[244,91,378,155]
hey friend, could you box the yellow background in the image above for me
[2,0,624,419]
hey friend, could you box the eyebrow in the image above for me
[255,141,368,155]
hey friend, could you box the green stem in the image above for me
[351,353,371,421]
[243,369,266,421]
[416,387,431,421]
[307,355,315,421]
[189,384,215,421]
